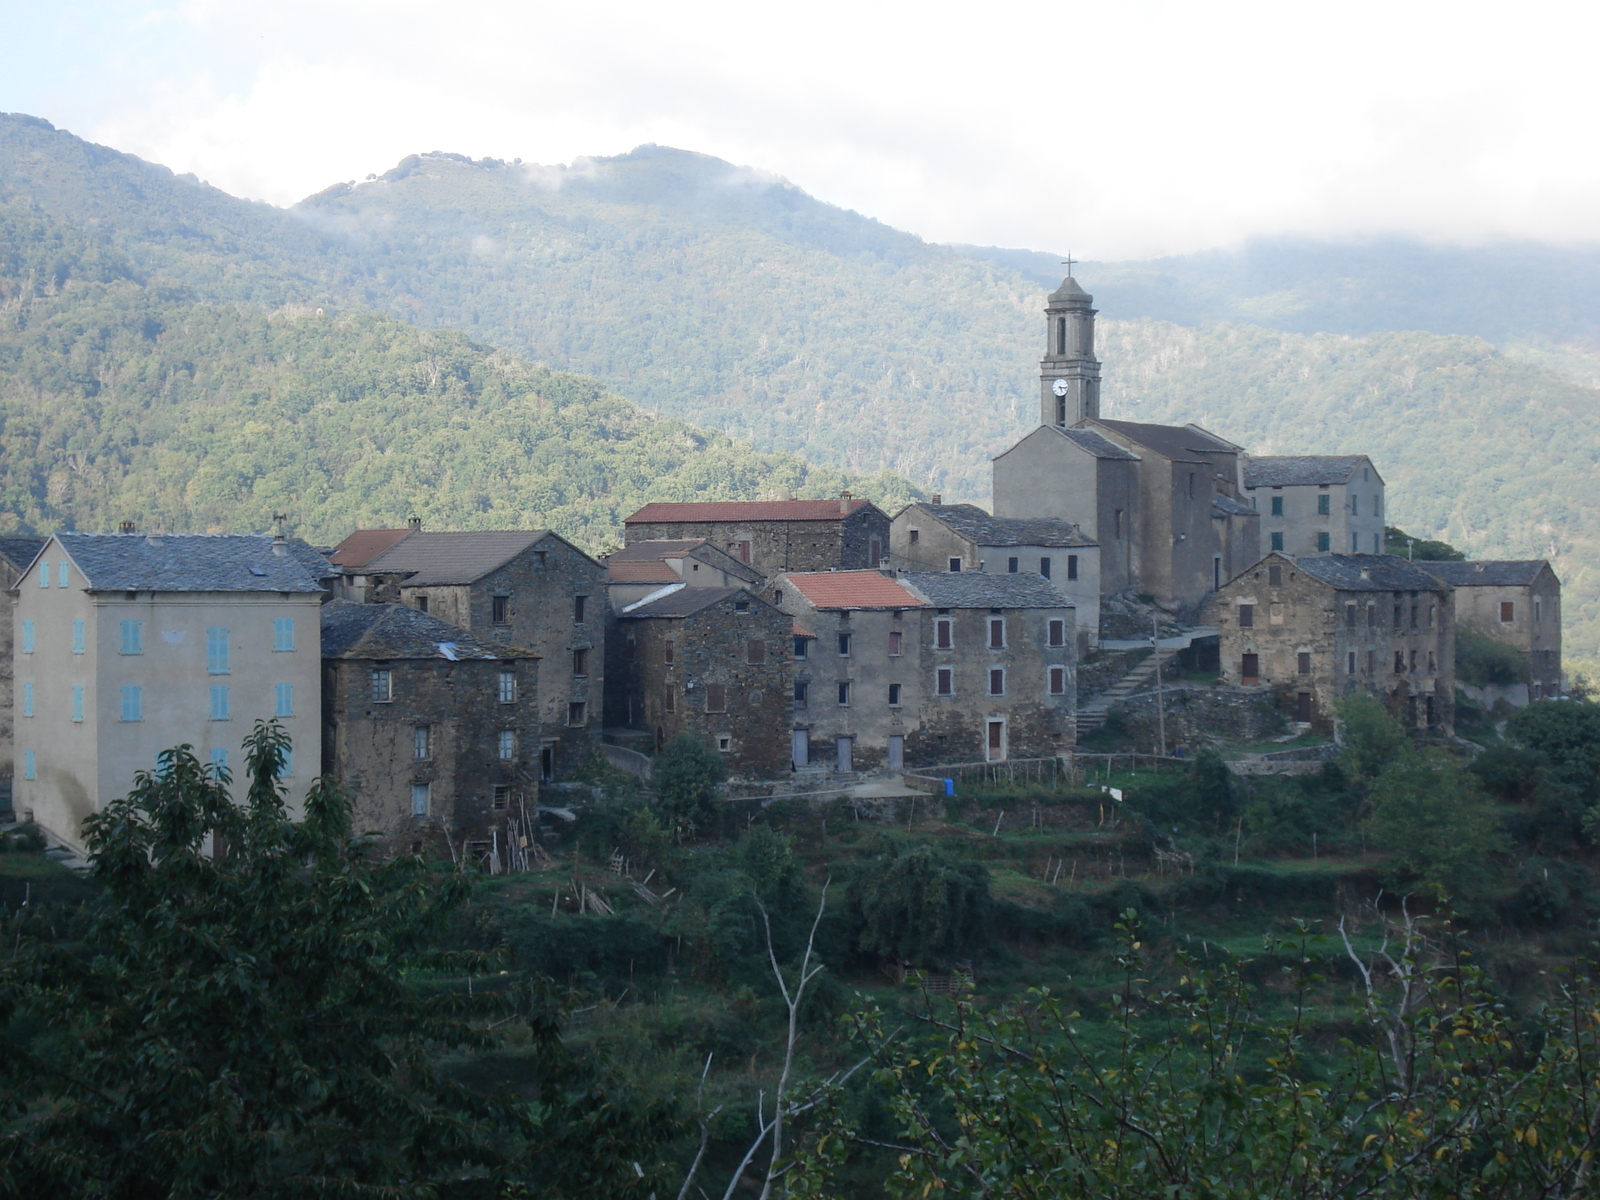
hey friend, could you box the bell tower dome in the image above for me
[1039,271,1101,426]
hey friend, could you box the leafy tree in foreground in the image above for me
[0,723,673,1199]
[652,734,725,841]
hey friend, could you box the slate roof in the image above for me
[903,571,1072,609]
[362,531,551,586]
[1291,554,1451,593]
[1055,427,1139,460]
[609,561,681,585]
[1095,419,1239,462]
[619,587,745,619]
[321,600,526,660]
[285,539,340,582]
[780,571,924,610]
[1243,456,1370,487]
[910,503,1096,548]
[53,533,325,593]
[0,537,46,572]
[329,528,414,569]
[1211,494,1257,518]
[1417,561,1553,588]
[608,539,709,560]
[625,498,877,524]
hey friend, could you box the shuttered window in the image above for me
[120,686,142,722]
[71,686,83,723]
[210,686,230,721]
[1049,666,1066,695]
[206,627,230,674]
[119,620,140,654]
[274,617,295,651]
[21,682,33,718]
[21,620,33,654]
[275,683,294,717]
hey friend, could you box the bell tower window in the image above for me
[1057,316,1067,355]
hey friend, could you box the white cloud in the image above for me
[22,0,1600,257]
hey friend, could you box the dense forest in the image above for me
[3,111,1599,659]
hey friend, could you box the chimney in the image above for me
[272,533,289,557]
[839,491,852,514]
[1360,568,1371,580]
[407,515,423,532]
[145,531,163,547]
[118,521,135,534]
[931,493,942,505]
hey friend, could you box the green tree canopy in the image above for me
[652,734,726,841]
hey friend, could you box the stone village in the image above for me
[4,275,1564,864]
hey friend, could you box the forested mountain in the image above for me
[3,112,1600,658]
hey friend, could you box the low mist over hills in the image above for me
[2,112,1599,657]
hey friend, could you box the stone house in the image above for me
[622,495,891,578]
[611,587,791,777]
[889,502,1101,649]
[13,533,325,851]
[1417,560,1562,704]
[0,537,44,813]
[604,538,764,610]
[320,600,541,864]
[1210,552,1455,734]
[769,569,1076,771]
[990,273,1258,610]
[1243,456,1387,557]
[327,527,605,780]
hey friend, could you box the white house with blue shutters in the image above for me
[12,532,325,852]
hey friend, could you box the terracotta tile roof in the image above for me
[624,498,876,524]
[609,561,682,584]
[329,528,413,569]
[779,570,924,610]
[792,620,817,639]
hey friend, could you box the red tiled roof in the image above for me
[781,571,924,610]
[624,499,874,524]
[792,620,817,639]
[329,528,413,569]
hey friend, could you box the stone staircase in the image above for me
[1076,647,1179,738]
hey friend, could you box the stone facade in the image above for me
[622,496,891,578]
[613,588,791,777]
[1418,561,1562,703]
[320,601,541,862]
[1209,552,1455,734]
[1243,456,1387,558]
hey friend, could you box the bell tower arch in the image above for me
[1039,267,1101,426]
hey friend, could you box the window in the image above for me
[498,670,516,703]
[735,600,749,612]
[793,681,808,705]
[1316,532,1330,552]
[773,590,783,605]
[56,561,67,588]
[1238,604,1254,628]
[908,529,920,545]
[1351,495,1360,515]
[1428,651,1436,672]
[1270,495,1284,516]
[1067,555,1078,580]
[988,617,1005,649]
[1269,565,1283,587]
[1048,619,1065,647]
[498,729,516,760]
[664,639,675,665]
[414,594,429,614]
[705,685,727,714]
[837,681,850,707]
[1187,473,1195,499]
[1114,510,1123,537]
[21,682,33,718]
[1040,556,1053,579]
[411,783,430,816]
[118,620,140,654]
[870,538,883,566]
[888,683,901,706]
[1373,533,1381,553]
[211,748,228,772]
[1368,605,1378,628]
[888,630,903,656]
[493,785,511,810]
[573,595,587,623]
[1008,556,1019,573]
[206,627,230,674]
[936,667,953,696]
[1348,651,1357,673]
[1410,649,1419,671]
[1270,531,1284,551]
[793,637,809,659]
[664,688,676,713]
[23,750,34,780]
[121,686,142,722]
[1535,600,1542,626]
[1351,532,1360,552]
[275,683,294,717]
[746,638,766,665]
[1049,666,1066,695]
[736,540,752,564]
[1297,652,1311,675]
[1346,603,1358,628]
[948,557,962,572]
[371,669,393,702]
[837,631,852,657]
[21,620,33,654]
[492,596,510,625]
[573,648,589,676]
[567,701,587,726]
[1500,601,1515,623]
[988,667,1005,695]
[273,617,295,651]
[1241,653,1259,682]
[718,735,732,752]
[1394,651,1406,674]
[1317,494,1331,515]
[38,563,48,589]
[936,618,952,649]
[210,685,230,721]
[1367,650,1376,674]
[1375,495,1382,518]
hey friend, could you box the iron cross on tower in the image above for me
[1061,252,1076,277]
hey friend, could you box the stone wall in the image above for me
[1098,685,1287,753]
[624,508,891,578]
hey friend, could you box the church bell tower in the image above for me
[1039,271,1101,426]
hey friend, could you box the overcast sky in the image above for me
[5,0,1599,260]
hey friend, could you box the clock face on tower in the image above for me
[1052,379,1069,397]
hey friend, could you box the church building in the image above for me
[991,274,1259,613]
